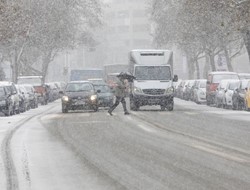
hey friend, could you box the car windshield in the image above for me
[65,83,92,92]
[229,81,240,90]
[241,80,249,89]
[94,85,111,93]
[135,66,171,80]
[199,81,206,88]
[212,74,239,83]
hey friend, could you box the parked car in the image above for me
[224,80,240,108]
[176,80,187,99]
[60,81,100,113]
[173,80,182,97]
[193,79,207,104]
[46,83,60,102]
[0,85,14,116]
[183,80,195,101]
[206,72,239,105]
[215,79,239,108]
[238,73,250,80]
[23,84,38,109]
[0,81,20,114]
[16,85,29,112]
[232,80,249,110]
[244,80,250,111]
[94,84,114,108]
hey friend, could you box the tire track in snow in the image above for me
[1,105,57,190]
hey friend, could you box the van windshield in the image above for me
[212,74,239,83]
[135,66,171,80]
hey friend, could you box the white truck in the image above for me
[129,49,178,111]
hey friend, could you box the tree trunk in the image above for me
[224,48,233,72]
[203,54,210,79]
[187,56,195,79]
[242,29,250,65]
[11,49,19,83]
[208,52,216,71]
[195,59,200,79]
[41,54,51,84]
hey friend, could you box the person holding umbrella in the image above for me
[108,72,134,116]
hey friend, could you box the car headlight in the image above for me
[165,87,174,94]
[90,95,97,101]
[62,96,69,102]
[134,86,143,94]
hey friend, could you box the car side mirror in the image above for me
[12,91,17,95]
[59,91,64,95]
[246,88,248,91]
[173,75,178,82]
[224,89,227,93]
[97,89,101,93]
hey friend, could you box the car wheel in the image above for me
[93,105,99,112]
[130,97,139,111]
[5,105,12,116]
[245,101,250,111]
[160,105,166,111]
[166,101,174,111]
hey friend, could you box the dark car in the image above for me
[61,81,99,113]
[232,79,249,110]
[94,84,114,108]
[0,85,14,116]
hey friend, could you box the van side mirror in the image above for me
[173,75,178,82]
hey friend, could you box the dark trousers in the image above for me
[109,96,128,113]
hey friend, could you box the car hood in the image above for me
[98,92,113,98]
[64,91,94,98]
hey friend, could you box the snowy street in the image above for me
[1,99,250,190]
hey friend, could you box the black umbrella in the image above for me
[117,72,136,82]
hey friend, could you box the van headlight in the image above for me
[62,96,69,102]
[134,86,143,94]
[165,87,174,95]
[90,95,97,101]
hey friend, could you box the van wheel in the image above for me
[5,106,12,116]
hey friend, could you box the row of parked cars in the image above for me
[0,80,66,116]
[175,72,250,111]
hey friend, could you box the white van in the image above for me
[128,49,178,111]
